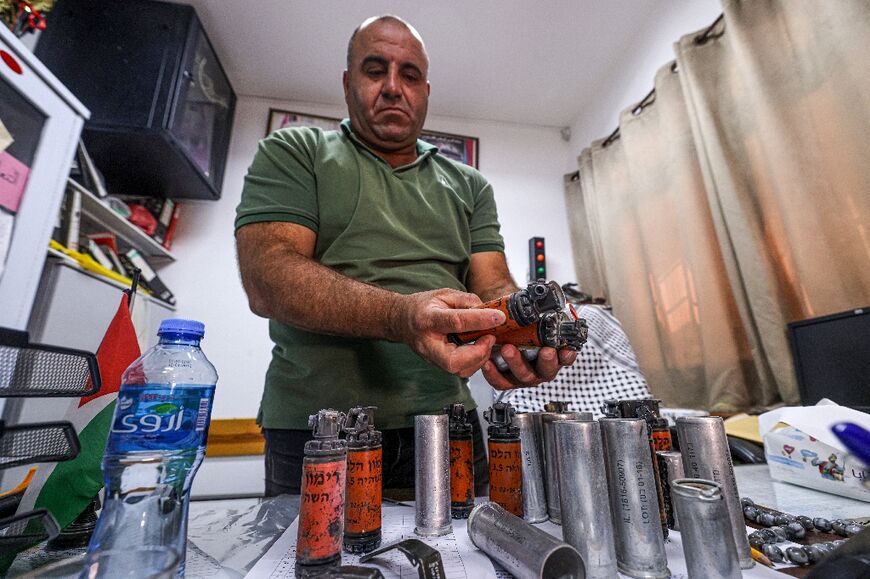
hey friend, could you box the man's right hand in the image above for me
[392,289,505,378]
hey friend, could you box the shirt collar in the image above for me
[340,119,437,170]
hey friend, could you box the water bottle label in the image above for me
[107,384,215,453]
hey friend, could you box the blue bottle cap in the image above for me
[158,318,205,338]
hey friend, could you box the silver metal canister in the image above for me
[554,420,618,579]
[656,450,685,531]
[600,418,670,579]
[514,412,548,523]
[670,478,741,579]
[541,411,582,523]
[676,416,753,569]
[414,414,451,536]
[467,502,585,579]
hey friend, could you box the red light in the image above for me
[1,51,22,75]
[536,254,544,262]
[536,241,544,249]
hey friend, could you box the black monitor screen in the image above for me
[788,307,870,411]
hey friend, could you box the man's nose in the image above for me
[381,68,402,98]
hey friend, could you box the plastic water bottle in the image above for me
[88,319,218,576]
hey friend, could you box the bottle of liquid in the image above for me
[88,319,218,576]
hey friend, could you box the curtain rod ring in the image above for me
[694,13,725,45]
[631,88,656,116]
[602,127,621,148]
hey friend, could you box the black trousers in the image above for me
[263,409,490,496]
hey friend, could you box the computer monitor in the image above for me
[787,307,870,412]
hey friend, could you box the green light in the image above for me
[537,266,545,273]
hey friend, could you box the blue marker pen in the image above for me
[831,422,870,467]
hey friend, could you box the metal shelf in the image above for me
[70,179,175,263]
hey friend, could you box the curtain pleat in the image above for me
[563,172,607,298]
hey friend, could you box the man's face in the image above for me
[343,20,430,153]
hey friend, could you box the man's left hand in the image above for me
[481,344,577,390]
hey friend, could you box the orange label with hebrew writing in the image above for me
[345,448,382,535]
[449,438,475,505]
[652,429,672,452]
[297,459,345,563]
[489,440,523,516]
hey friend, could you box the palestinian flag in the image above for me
[16,294,141,529]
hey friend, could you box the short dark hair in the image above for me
[346,15,427,70]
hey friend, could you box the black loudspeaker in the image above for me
[529,237,546,281]
[35,0,236,200]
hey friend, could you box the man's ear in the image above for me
[426,81,431,96]
[343,70,350,99]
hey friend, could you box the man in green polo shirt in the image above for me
[235,15,576,495]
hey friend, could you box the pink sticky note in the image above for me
[0,150,30,213]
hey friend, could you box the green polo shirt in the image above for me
[235,120,504,429]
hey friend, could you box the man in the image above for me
[235,15,576,495]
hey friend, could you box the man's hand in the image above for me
[482,344,577,390]
[392,289,505,378]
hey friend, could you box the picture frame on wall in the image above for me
[266,108,479,168]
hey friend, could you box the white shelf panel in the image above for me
[70,179,175,263]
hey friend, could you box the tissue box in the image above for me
[763,424,870,502]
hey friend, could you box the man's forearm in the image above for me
[240,239,406,342]
[476,280,520,302]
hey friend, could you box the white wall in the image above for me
[160,95,571,420]
[564,0,722,169]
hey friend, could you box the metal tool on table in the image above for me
[414,414,451,537]
[467,501,585,579]
[600,418,670,579]
[359,538,445,579]
[677,416,753,569]
[670,479,741,579]
[514,412,548,523]
[445,403,475,519]
[344,406,382,554]
[541,408,584,524]
[485,402,523,516]
[554,419,618,579]
[296,409,347,577]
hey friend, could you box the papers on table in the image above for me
[244,503,789,578]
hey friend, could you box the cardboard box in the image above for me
[760,401,870,502]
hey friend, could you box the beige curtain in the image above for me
[676,0,870,405]
[568,0,870,410]
[563,172,607,298]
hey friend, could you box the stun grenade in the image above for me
[343,406,383,554]
[448,280,588,352]
[296,409,347,577]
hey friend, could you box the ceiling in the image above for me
[172,1,679,128]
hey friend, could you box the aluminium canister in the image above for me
[467,502,585,579]
[414,414,451,536]
[554,420,618,578]
[670,478,741,579]
[676,416,753,569]
[600,418,670,579]
[514,412,548,523]
[541,411,582,524]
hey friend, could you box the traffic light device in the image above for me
[529,237,546,281]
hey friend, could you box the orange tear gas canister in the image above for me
[343,406,382,554]
[485,402,523,517]
[445,403,475,519]
[296,409,347,576]
[449,280,565,345]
